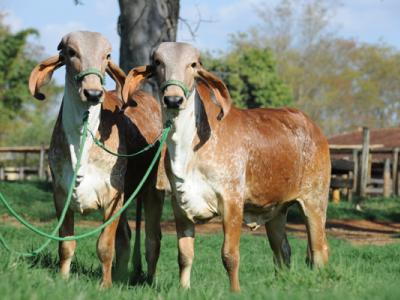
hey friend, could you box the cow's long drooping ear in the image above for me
[106,60,126,98]
[196,69,231,120]
[29,55,64,100]
[122,65,153,103]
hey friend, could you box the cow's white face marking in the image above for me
[167,90,219,221]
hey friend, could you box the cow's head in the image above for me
[29,31,125,104]
[123,42,231,121]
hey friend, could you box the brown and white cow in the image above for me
[123,42,330,292]
[29,31,164,287]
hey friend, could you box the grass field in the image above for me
[1,181,400,299]
[2,181,400,223]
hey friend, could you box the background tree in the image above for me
[73,0,180,91]
[204,45,293,109]
[229,0,400,136]
[118,0,179,92]
[0,14,61,146]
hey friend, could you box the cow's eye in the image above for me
[191,62,197,68]
[68,48,77,57]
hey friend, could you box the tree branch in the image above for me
[179,4,214,41]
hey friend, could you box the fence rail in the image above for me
[0,145,48,181]
[1,131,398,201]
[330,127,399,201]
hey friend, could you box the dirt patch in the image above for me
[127,219,400,246]
[2,214,400,245]
[164,219,400,245]
[286,220,400,245]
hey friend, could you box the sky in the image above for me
[1,0,399,87]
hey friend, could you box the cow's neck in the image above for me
[61,77,101,175]
[167,90,201,180]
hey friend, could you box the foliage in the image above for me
[204,45,293,109]
[0,15,61,146]
[229,0,400,135]
[0,28,37,112]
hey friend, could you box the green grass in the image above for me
[287,197,400,223]
[326,197,400,222]
[1,224,400,300]
[0,181,175,222]
[2,181,400,224]
[1,181,400,299]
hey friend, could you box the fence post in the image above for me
[392,148,399,196]
[360,127,370,198]
[0,168,4,180]
[352,149,358,198]
[39,144,45,180]
[19,167,24,181]
[383,158,391,197]
[332,189,340,204]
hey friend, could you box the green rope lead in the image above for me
[0,112,90,256]
[88,128,163,158]
[160,79,191,99]
[74,68,105,86]
[0,123,171,251]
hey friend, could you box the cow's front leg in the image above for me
[54,190,76,279]
[221,199,243,293]
[97,196,122,288]
[171,195,195,289]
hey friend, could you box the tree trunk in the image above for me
[118,0,180,92]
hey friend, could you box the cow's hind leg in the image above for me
[297,197,329,268]
[97,196,122,288]
[115,210,131,282]
[265,206,291,271]
[142,186,164,284]
[221,199,243,293]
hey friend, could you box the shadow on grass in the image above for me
[27,251,102,280]
[26,250,153,288]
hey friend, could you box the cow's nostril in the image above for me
[163,96,184,108]
[84,89,103,102]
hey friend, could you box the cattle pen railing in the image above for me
[0,146,49,181]
[330,127,400,202]
[0,127,398,201]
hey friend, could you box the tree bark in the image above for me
[118,0,180,92]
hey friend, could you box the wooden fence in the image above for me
[0,146,49,181]
[330,127,399,202]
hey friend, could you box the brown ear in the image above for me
[29,55,64,100]
[106,60,126,98]
[196,69,231,120]
[122,65,153,102]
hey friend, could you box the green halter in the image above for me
[160,79,191,98]
[74,67,105,85]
